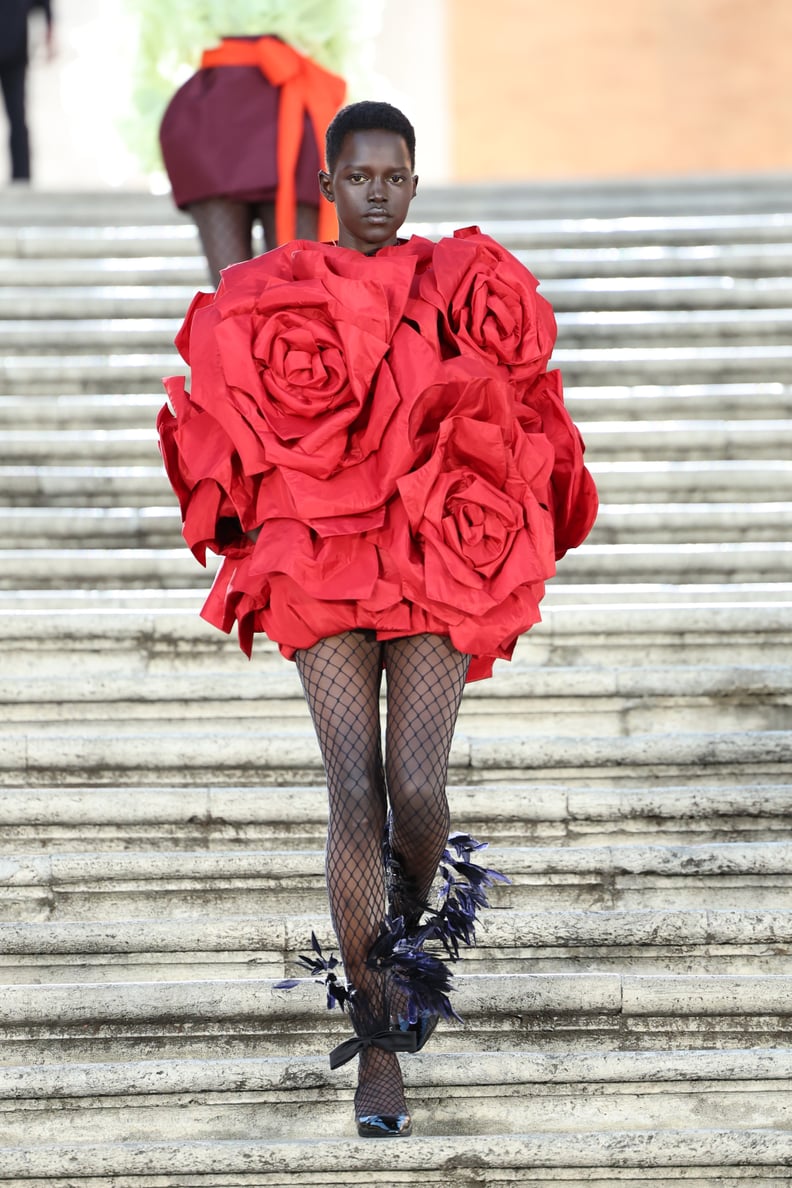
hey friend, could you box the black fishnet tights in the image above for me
[188,198,319,286]
[295,631,470,1120]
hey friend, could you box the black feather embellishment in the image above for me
[274,931,352,1011]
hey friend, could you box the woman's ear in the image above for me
[318,170,334,203]
[412,174,419,198]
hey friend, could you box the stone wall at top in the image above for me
[448,0,792,180]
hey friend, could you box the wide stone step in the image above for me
[6,240,792,287]
[556,307,792,347]
[6,176,792,220]
[3,601,790,669]
[0,465,167,507]
[6,277,792,319]
[0,286,198,319]
[434,212,792,249]
[1,720,790,787]
[1,972,792,1063]
[2,907,791,981]
[3,309,792,353]
[0,1049,789,1147]
[590,460,792,502]
[547,275,792,310]
[6,381,791,426]
[2,383,791,433]
[6,421,792,469]
[2,782,790,852]
[590,503,792,543]
[2,663,789,742]
[0,318,180,353]
[2,224,199,258]
[2,459,788,510]
[0,255,208,287]
[5,501,790,548]
[0,392,162,429]
[561,382,792,422]
[8,174,792,212]
[1,1129,789,1186]
[555,348,792,387]
[5,347,792,393]
[7,212,792,258]
[1,840,789,922]
[0,580,787,615]
[3,540,791,588]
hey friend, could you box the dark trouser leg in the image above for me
[0,61,30,180]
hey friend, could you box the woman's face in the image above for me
[320,129,417,253]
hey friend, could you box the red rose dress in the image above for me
[158,227,598,682]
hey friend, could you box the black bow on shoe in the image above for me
[329,1026,419,1070]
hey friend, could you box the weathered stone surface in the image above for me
[0,1129,790,1182]
[2,180,791,1183]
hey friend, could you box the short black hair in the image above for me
[325,101,416,172]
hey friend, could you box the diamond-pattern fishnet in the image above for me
[189,198,319,286]
[383,635,470,1032]
[386,634,470,914]
[295,630,469,1121]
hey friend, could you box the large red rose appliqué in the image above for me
[409,227,557,381]
[395,415,556,617]
[516,368,599,558]
[179,243,418,480]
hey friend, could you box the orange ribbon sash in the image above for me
[201,37,345,244]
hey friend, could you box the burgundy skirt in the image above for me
[159,65,321,209]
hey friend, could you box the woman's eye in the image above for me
[390,175,405,184]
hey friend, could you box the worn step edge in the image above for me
[0,728,789,777]
[2,665,791,707]
[0,782,789,827]
[2,546,791,587]
[1,840,789,891]
[1,908,791,956]
[1,1047,788,1101]
[0,582,789,614]
[2,602,792,641]
[3,973,792,1026]
[1,1129,790,1179]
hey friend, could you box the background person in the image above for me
[159,34,345,284]
[0,0,54,182]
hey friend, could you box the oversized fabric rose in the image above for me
[159,230,598,683]
[182,242,419,479]
[515,369,599,558]
[395,415,556,619]
[266,326,516,527]
[157,374,261,563]
[408,226,557,381]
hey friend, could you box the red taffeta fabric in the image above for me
[157,228,598,682]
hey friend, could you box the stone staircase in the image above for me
[0,176,791,1185]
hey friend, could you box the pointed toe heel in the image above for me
[356,1111,412,1138]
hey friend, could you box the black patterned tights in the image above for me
[295,631,470,1119]
[188,198,319,286]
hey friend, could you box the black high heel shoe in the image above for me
[355,1102,412,1139]
[329,1025,417,1138]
